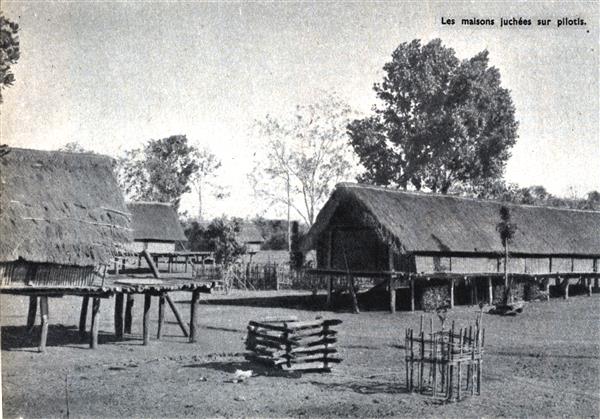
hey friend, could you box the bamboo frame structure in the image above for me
[246,317,342,372]
[404,317,485,402]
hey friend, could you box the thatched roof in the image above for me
[127,202,186,242]
[0,147,132,266]
[302,183,600,257]
[237,223,264,244]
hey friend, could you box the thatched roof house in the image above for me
[302,183,600,274]
[127,202,186,253]
[237,223,264,253]
[0,148,132,286]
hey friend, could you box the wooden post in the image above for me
[587,278,592,296]
[142,249,190,336]
[79,296,89,340]
[114,292,124,339]
[389,276,396,313]
[189,289,201,343]
[26,296,38,331]
[38,296,49,352]
[564,278,569,300]
[326,276,333,308]
[487,277,493,305]
[348,275,359,314]
[388,246,396,313]
[124,294,134,334]
[410,276,415,312]
[157,293,166,339]
[90,297,101,349]
[449,279,455,309]
[143,293,151,345]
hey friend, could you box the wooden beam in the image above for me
[114,292,124,339]
[326,276,332,308]
[487,278,493,305]
[26,296,37,332]
[124,294,134,334]
[79,296,89,341]
[38,296,49,352]
[157,293,165,340]
[165,294,189,337]
[449,279,455,309]
[143,293,151,345]
[189,289,201,343]
[90,297,101,349]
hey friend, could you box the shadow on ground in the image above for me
[184,360,303,378]
[1,325,127,350]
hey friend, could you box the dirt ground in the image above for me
[1,290,599,418]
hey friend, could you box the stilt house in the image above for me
[0,148,132,287]
[302,183,600,307]
[127,202,186,253]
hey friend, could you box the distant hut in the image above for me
[127,202,186,253]
[237,223,264,254]
[302,183,600,307]
[0,148,132,287]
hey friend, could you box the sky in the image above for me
[1,1,599,219]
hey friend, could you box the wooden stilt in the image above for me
[449,279,455,309]
[157,293,165,339]
[487,278,493,305]
[143,293,151,345]
[564,279,569,300]
[389,276,396,313]
[189,289,201,343]
[79,296,89,341]
[114,292,124,339]
[348,275,359,314]
[90,297,101,349]
[410,277,415,312]
[587,278,592,296]
[326,276,333,308]
[27,296,38,331]
[38,296,49,352]
[124,294,134,334]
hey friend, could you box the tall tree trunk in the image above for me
[198,181,203,221]
[286,176,291,252]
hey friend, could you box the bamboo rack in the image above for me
[246,316,342,372]
[404,316,485,402]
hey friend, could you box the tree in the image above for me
[250,93,359,238]
[118,135,199,210]
[204,217,246,265]
[348,39,518,193]
[496,206,517,304]
[59,142,92,153]
[191,148,223,221]
[0,13,20,103]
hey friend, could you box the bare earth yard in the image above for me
[1,290,599,418]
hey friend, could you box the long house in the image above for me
[302,183,600,309]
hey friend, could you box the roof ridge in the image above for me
[336,182,600,214]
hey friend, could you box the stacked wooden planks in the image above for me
[246,316,342,372]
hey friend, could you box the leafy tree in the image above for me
[203,216,246,265]
[252,217,290,251]
[0,13,20,103]
[348,39,518,193]
[250,93,359,233]
[118,135,199,210]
